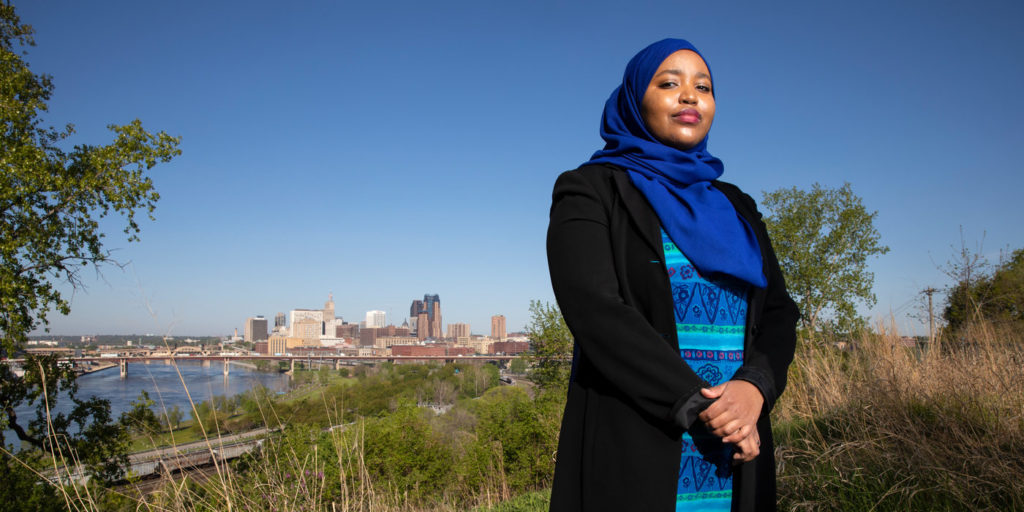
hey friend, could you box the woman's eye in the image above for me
[658,81,678,89]
[697,84,711,92]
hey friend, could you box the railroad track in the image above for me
[118,462,227,496]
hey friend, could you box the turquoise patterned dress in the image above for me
[661,229,750,512]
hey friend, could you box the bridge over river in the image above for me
[7,354,517,379]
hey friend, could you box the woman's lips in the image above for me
[673,109,701,124]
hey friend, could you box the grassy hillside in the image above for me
[7,323,1023,511]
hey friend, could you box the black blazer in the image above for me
[546,163,799,512]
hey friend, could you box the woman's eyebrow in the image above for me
[653,69,711,80]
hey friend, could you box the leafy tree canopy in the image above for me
[1,5,180,356]
[0,2,180,479]
[761,183,889,339]
[944,247,1024,332]
[525,300,572,394]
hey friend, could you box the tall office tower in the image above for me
[245,316,269,342]
[365,310,386,328]
[491,315,507,341]
[431,302,442,339]
[409,294,442,339]
[447,322,470,340]
[424,294,442,339]
[324,293,335,321]
[416,312,430,340]
[410,299,424,320]
[274,312,286,329]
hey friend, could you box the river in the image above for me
[4,360,291,451]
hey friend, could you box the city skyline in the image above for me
[19,0,1024,338]
[236,294,512,348]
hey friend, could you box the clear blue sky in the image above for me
[20,0,1024,337]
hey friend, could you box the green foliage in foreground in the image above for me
[216,363,562,508]
[473,489,551,512]
[0,459,68,512]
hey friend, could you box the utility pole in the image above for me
[923,287,938,343]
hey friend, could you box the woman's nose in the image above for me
[679,88,697,104]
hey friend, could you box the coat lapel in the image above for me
[611,170,663,256]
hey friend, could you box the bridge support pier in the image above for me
[335,359,342,371]
[223,358,230,376]
[119,359,127,379]
[290,359,295,373]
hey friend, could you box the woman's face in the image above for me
[640,50,715,151]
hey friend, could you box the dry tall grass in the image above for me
[135,420,454,512]
[774,321,1024,511]
[10,382,533,512]
[16,322,1024,512]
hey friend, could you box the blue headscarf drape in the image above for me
[587,38,766,288]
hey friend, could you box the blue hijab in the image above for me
[588,38,766,288]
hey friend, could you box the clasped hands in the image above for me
[697,380,764,463]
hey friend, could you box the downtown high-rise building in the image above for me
[415,312,429,340]
[426,294,441,340]
[324,293,335,321]
[365,310,386,328]
[289,309,324,337]
[292,317,321,342]
[491,315,506,341]
[245,316,268,342]
[410,294,442,340]
[274,312,286,331]
[447,322,470,340]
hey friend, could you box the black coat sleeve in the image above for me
[727,189,800,414]
[547,169,707,429]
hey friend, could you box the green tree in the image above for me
[0,353,129,481]
[470,386,558,490]
[944,247,1024,333]
[163,403,184,431]
[525,300,572,394]
[190,400,229,434]
[0,2,180,479]
[509,356,528,375]
[357,401,453,501]
[761,183,889,339]
[119,390,161,436]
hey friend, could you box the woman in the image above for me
[546,39,799,511]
